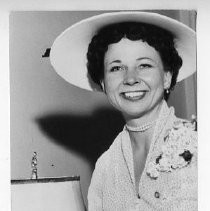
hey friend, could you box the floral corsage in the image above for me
[146,119,197,180]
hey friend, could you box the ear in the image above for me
[100,80,105,92]
[163,72,172,89]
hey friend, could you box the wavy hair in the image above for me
[87,22,183,100]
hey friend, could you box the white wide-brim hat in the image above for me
[50,11,196,91]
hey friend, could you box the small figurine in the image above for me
[31,152,38,179]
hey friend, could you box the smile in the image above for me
[121,91,147,101]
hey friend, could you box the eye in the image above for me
[110,66,124,72]
[138,63,153,69]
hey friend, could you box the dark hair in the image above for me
[87,21,183,100]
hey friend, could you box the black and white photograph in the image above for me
[9,10,198,210]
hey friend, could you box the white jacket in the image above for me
[88,101,197,211]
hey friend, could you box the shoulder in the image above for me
[89,130,122,194]
[147,117,197,179]
[166,117,197,150]
[94,130,123,171]
[165,117,197,165]
[173,118,197,154]
[172,117,197,135]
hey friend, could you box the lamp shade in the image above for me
[11,176,85,211]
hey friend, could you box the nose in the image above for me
[123,69,140,86]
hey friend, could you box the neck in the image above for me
[129,125,154,152]
[125,100,165,150]
[125,100,164,128]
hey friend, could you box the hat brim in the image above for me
[50,11,196,91]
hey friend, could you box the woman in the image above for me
[50,11,197,211]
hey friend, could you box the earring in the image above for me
[166,89,170,94]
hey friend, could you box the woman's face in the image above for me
[103,38,171,120]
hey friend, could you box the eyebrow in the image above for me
[108,57,154,65]
[108,60,122,65]
[137,57,153,62]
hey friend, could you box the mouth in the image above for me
[121,91,147,101]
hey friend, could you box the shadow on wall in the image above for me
[35,108,125,168]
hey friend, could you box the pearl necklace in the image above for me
[125,119,158,132]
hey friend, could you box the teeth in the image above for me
[124,91,145,98]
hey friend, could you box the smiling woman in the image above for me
[50,11,197,211]
[102,38,169,122]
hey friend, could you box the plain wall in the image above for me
[10,10,196,206]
